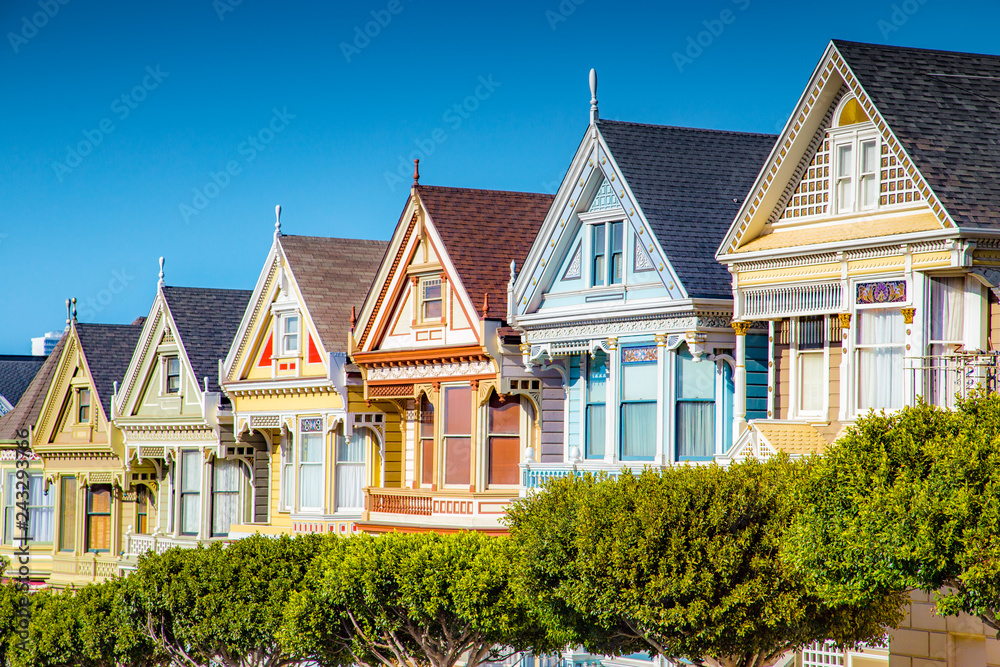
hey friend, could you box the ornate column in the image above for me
[732,321,751,441]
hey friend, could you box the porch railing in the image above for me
[122,531,203,560]
[907,351,1000,407]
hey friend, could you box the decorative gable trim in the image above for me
[720,41,954,258]
[224,249,280,383]
[514,131,686,318]
[358,213,418,349]
[114,299,165,419]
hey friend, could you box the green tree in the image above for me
[123,533,325,667]
[281,531,557,667]
[506,459,905,667]
[789,394,1000,633]
[8,579,165,667]
[0,581,26,666]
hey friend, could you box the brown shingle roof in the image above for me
[0,335,66,441]
[279,235,389,354]
[416,185,554,322]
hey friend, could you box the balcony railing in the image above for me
[122,531,203,561]
[362,487,518,528]
[907,351,1000,407]
[521,464,626,492]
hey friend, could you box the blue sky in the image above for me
[1,0,998,353]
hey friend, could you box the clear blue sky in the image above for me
[1,0,998,353]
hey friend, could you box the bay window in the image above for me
[5,472,54,545]
[487,394,520,487]
[86,484,112,552]
[676,347,715,459]
[585,351,607,459]
[211,459,242,536]
[179,450,201,535]
[419,395,434,486]
[443,385,472,486]
[336,427,366,511]
[620,347,657,460]
[855,308,904,412]
[298,418,324,511]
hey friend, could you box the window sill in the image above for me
[411,320,445,329]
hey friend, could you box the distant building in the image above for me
[31,331,61,356]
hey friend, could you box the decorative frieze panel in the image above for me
[522,312,734,343]
[856,280,906,304]
[622,346,657,363]
[251,415,281,429]
[368,383,414,398]
[742,282,842,319]
[367,360,494,382]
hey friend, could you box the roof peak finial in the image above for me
[413,159,420,186]
[274,204,282,238]
[70,297,77,323]
[158,256,165,288]
[589,68,598,124]
[350,305,357,332]
[65,298,72,327]
[482,292,490,319]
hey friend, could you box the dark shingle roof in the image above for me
[0,337,66,440]
[416,186,555,321]
[0,355,47,411]
[833,40,1000,230]
[279,236,388,354]
[597,120,776,299]
[76,321,145,419]
[161,287,252,394]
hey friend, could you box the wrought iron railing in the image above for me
[907,351,1000,407]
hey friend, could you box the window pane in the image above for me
[443,386,471,434]
[586,404,606,458]
[212,460,241,536]
[861,140,877,172]
[87,486,111,551]
[285,316,299,334]
[282,462,293,508]
[488,394,520,434]
[423,299,442,319]
[421,438,434,486]
[588,352,607,404]
[677,402,715,458]
[592,224,606,286]
[798,315,826,350]
[88,486,111,514]
[299,464,323,508]
[861,175,876,208]
[488,437,520,486]
[338,431,366,463]
[621,402,656,459]
[837,144,853,178]
[336,463,365,510]
[180,452,201,492]
[677,351,714,400]
[180,494,200,534]
[301,433,323,463]
[213,459,241,492]
[930,277,964,342]
[419,396,434,438]
[622,362,658,401]
[60,477,76,551]
[721,362,734,453]
[423,281,441,300]
[857,308,903,346]
[444,437,471,485]
[610,222,623,285]
[856,308,904,411]
[799,352,825,413]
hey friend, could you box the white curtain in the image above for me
[857,309,904,411]
[677,402,714,458]
[180,451,201,534]
[212,460,242,536]
[298,433,323,509]
[30,474,54,544]
[621,363,657,459]
[931,277,964,343]
[336,430,366,511]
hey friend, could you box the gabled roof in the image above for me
[76,321,145,419]
[279,235,388,354]
[832,40,1000,230]
[417,185,554,320]
[598,120,776,298]
[161,287,252,393]
[0,355,47,410]
[0,336,66,440]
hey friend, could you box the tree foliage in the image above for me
[281,531,557,667]
[122,533,324,667]
[8,578,164,667]
[505,458,905,667]
[789,394,1000,633]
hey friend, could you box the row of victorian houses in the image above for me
[2,39,999,666]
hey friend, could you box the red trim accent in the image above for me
[257,333,273,367]
[308,334,322,364]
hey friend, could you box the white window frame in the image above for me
[714,356,736,456]
[418,276,444,324]
[851,289,908,418]
[279,313,300,356]
[789,315,829,420]
[279,432,295,512]
[441,383,473,489]
[163,355,181,395]
[829,122,880,217]
[210,458,246,537]
[297,418,325,513]
[335,426,367,512]
[176,449,203,538]
[579,209,629,289]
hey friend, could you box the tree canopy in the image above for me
[122,532,325,667]
[505,459,905,667]
[281,531,557,667]
[789,394,1000,633]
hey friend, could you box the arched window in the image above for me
[836,97,868,127]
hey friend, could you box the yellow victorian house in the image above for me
[113,265,252,568]
[28,308,144,588]
[221,209,388,537]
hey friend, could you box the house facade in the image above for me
[221,214,388,537]
[113,274,253,567]
[510,77,776,488]
[717,40,1000,667]
[350,179,555,533]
